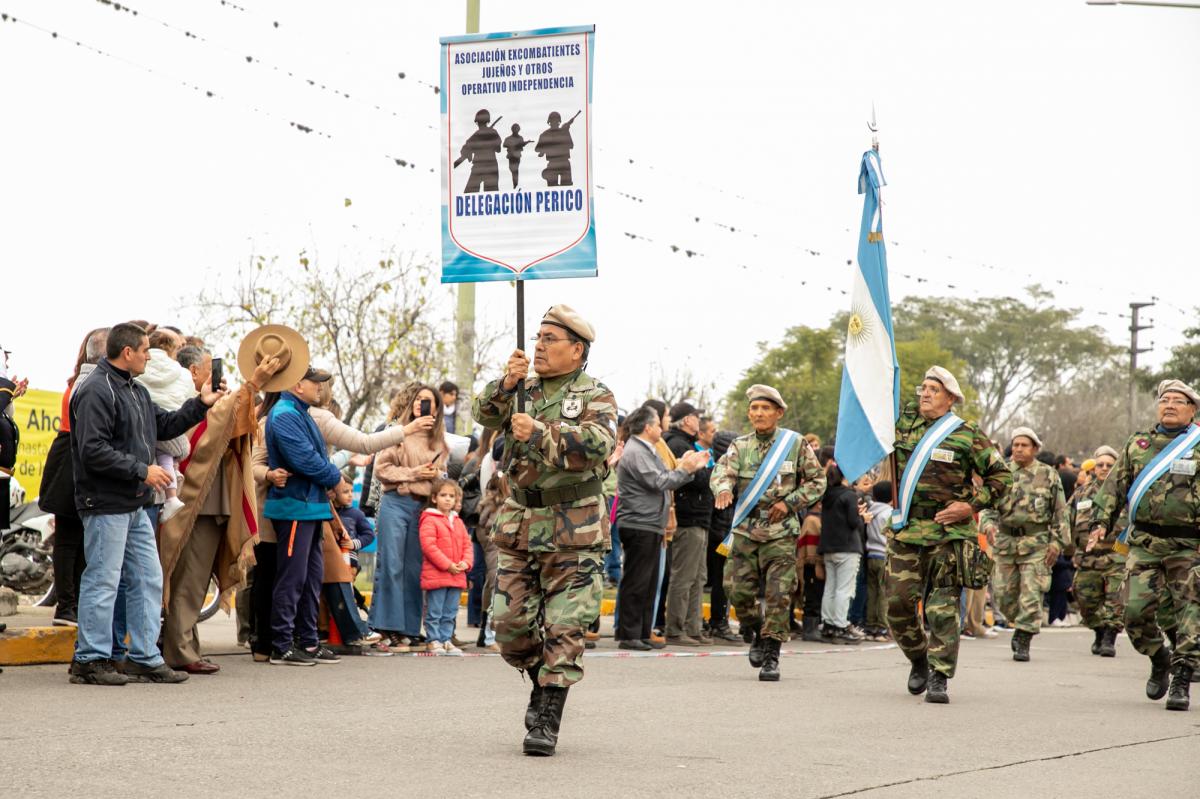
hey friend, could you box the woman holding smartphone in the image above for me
[369,384,449,650]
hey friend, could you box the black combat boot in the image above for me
[758,638,781,682]
[524,664,545,731]
[1012,630,1031,662]
[1099,628,1118,658]
[747,622,766,669]
[1146,647,1172,701]
[477,612,489,648]
[925,670,949,704]
[801,616,824,643]
[1166,666,1193,711]
[523,686,569,756]
[1091,628,1104,656]
[907,654,930,695]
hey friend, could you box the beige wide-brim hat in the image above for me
[238,324,310,393]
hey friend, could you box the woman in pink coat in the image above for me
[419,479,473,656]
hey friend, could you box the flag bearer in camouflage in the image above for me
[1088,379,1200,712]
[982,427,1069,663]
[711,385,825,682]
[1070,445,1123,657]
[472,305,617,755]
[888,367,1010,705]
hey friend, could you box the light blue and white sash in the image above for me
[892,412,964,530]
[1117,423,1200,547]
[717,428,798,557]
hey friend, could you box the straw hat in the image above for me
[237,324,310,392]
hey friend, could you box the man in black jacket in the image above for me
[68,323,224,686]
[663,402,715,645]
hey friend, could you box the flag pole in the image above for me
[869,103,898,504]
[516,279,526,412]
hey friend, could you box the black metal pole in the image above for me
[516,279,526,412]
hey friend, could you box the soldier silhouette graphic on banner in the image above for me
[455,109,503,193]
[502,123,534,189]
[535,110,581,187]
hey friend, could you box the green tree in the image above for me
[1140,313,1200,391]
[893,286,1117,432]
[722,325,841,438]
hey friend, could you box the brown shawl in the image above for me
[158,385,259,609]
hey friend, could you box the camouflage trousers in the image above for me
[1123,534,1200,670]
[1072,552,1126,631]
[492,546,604,688]
[885,539,963,678]
[723,534,797,643]
[993,550,1052,635]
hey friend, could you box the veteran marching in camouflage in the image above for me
[710,384,826,682]
[981,426,1069,663]
[1088,379,1200,712]
[887,367,1011,704]
[1070,445,1124,657]
[472,304,618,755]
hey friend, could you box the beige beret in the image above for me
[540,304,595,343]
[1093,445,1119,460]
[924,366,964,403]
[746,384,787,411]
[1157,379,1199,406]
[1010,426,1042,448]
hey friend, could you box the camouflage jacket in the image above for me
[710,428,825,542]
[472,368,617,553]
[1068,479,1105,555]
[1092,427,1200,539]
[893,404,1011,546]
[981,459,1070,557]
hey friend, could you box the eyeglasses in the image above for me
[1158,398,1194,407]
[530,334,572,346]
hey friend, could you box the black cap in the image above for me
[669,401,703,423]
[303,366,333,383]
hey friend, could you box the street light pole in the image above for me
[454,0,481,435]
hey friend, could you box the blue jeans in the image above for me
[821,552,862,629]
[368,493,425,636]
[425,587,460,644]
[604,505,622,583]
[75,508,165,666]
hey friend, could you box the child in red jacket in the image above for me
[419,479,473,656]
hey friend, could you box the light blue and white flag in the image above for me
[834,149,900,483]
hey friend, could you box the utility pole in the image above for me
[454,0,481,435]
[1128,301,1154,431]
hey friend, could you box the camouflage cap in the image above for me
[1010,426,1042,448]
[1093,445,1119,460]
[1156,378,1199,406]
[924,366,964,403]
[746,384,787,411]
[541,304,595,343]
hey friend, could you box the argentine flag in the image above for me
[834,150,900,482]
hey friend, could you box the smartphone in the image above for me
[210,357,223,389]
[420,398,432,417]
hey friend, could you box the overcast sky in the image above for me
[1,0,1197,413]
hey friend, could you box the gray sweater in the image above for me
[615,436,694,533]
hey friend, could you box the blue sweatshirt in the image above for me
[263,392,342,521]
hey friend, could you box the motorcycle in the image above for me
[1,497,221,623]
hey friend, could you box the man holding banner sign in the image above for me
[1088,378,1200,712]
[711,384,825,683]
[886,367,1010,705]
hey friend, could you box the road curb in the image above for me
[0,626,76,666]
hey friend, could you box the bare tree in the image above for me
[645,364,722,418]
[187,250,454,429]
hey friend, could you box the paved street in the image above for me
[3,613,1198,799]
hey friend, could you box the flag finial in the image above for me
[868,102,879,152]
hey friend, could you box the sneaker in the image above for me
[124,661,190,683]
[426,641,445,655]
[443,642,465,657]
[666,635,702,647]
[451,635,472,648]
[305,645,341,664]
[478,643,500,653]
[269,648,316,666]
[961,628,976,639]
[362,642,395,657]
[52,612,79,627]
[982,627,999,639]
[68,659,129,686]
[160,496,186,523]
[359,631,383,645]
[385,632,411,653]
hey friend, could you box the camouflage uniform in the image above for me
[1092,428,1200,671]
[1069,479,1125,631]
[888,403,1011,677]
[710,430,825,642]
[472,368,616,688]
[982,459,1069,636]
